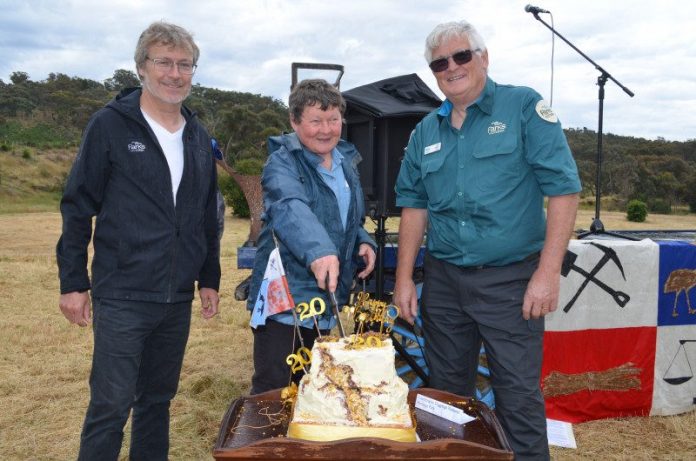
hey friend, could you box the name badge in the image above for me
[424,143,441,155]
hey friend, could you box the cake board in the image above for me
[213,388,513,460]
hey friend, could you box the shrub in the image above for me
[686,178,696,213]
[21,148,32,159]
[649,199,671,215]
[218,174,246,217]
[626,199,647,222]
[234,157,265,176]
[218,157,265,218]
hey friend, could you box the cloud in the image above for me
[0,0,694,140]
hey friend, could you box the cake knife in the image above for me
[329,291,346,337]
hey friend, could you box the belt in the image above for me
[452,251,541,271]
[425,251,541,271]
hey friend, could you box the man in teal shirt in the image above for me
[394,20,581,460]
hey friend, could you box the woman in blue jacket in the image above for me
[247,79,376,394]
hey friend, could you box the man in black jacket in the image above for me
[56,21,220,461]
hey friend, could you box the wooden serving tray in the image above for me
[213,388,513,460]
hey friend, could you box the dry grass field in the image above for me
[0,210,694,460]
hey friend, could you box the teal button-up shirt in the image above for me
[395,77,581,267]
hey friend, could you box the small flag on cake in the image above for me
[250,247,295,328]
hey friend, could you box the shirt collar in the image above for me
[437,77,495,118]
[317,148,344,173]
[284,132,327,167]
[296,141,343,172]
[285,132,347,171]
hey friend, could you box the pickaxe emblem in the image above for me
[561,242,630,312]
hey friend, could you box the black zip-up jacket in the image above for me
[57,88,220,303]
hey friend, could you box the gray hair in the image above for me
[134,21,200,79]
[289,79,346,123]
[424,20,487,63]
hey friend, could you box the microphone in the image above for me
[525,4,550,14]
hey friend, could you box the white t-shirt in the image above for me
[141,110,185,205]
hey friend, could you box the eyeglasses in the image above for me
[146,57,197,75]
[428,50,476,73]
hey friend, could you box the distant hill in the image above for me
[0,69,291,213]
[0,146,72,213]
[1,69,695,214]
[0,69,290,158]
[563,128,696,213]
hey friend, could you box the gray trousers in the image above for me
[421,252,549,461]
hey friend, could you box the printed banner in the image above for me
[250,248,295,328]
[656,241,696,327]
[652,325,696,415]
[542,327,655,423]
[541,239,696,421]
[652,240,696,415]
[548,239,659,332]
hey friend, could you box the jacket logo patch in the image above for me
[487,121,506,135]
[128,141,146,153]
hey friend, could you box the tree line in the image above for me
[0,70,290,160]
[565,128,696,213]
[1,70,695,213]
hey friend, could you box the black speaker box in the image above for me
[342,74,441,218]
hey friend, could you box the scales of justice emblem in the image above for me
[663,340,696,406]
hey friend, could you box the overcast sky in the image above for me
[1,0,695,141]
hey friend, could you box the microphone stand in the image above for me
[528,12,636,240]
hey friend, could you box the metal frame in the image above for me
[291,62,345,89]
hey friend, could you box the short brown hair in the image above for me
[289,79,346,123]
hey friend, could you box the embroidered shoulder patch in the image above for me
[535,100,558,123]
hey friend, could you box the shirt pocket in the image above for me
[420,152,447,197]
[471,134,523,192]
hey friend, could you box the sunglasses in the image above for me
[429,50,475,73]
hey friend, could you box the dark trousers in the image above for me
[421,252,549,461]
[78,298,192,461]
[250,319,327,394]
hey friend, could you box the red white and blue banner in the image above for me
[542,239,696,422]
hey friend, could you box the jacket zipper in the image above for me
[166,223,180,302]
[165,128,192,302]
[158,125,186,303]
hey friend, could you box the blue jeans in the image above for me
[78,298,192,461]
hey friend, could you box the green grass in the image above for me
[0,191,61,214]
[0,145,73,214]
[0,119,79,148]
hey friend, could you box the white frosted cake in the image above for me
[287,334,416,442]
